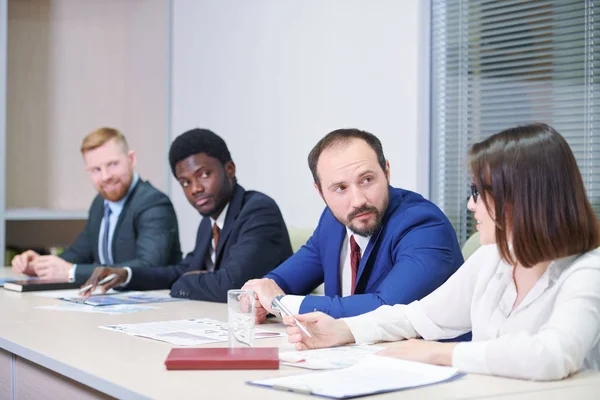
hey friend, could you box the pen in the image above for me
[272,384,313,395]
[272,297,312,338]
[79,273,117,294]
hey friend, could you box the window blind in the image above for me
[431,0,600,245]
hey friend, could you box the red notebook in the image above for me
[164,347,279,370]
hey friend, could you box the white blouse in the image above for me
[344,245,600,380]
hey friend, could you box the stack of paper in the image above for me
[251,354,462,398]
[279,345,384,369]
[100,318,284,346]
[0,277,38,286]
[61,291,186,306]
[37,303,157,315]
[35,288,117,298]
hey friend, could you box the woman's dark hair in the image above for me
[470,123,600,267]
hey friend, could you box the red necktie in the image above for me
[350,235,361,295]
[212,223,220,251]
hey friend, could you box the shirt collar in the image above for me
[498,248,581,286]
[104,172,140,213]
[346,227,370,253]
[211,202,230,230]
[546,253,581,283]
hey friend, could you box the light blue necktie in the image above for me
[101,204,112,264]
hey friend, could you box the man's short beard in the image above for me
[100,179,131,202]
[330,205,384,237]
[326,186,390,237]
[347,207,383,237]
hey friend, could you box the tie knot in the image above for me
[350,235,360,254]
[212,223,220,236]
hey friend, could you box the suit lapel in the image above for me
[196,217,212,268]
[355,186,401,292]
[214,184,245,265]
[111,180,143,257]
[355,227,384,292]
[323,223,346,297]
[90,196,105,263]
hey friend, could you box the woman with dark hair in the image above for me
[285,123,600,381]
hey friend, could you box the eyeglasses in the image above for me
[470,183,492,203]
[470,184,480,203]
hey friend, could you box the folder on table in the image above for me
[62,292,185,306]
[249,354,462,398]
[3,279,80,292]
[0,277,38,287]
[165,347,279,370]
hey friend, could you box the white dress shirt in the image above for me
[344,245,600,381]
[281,228,370,314]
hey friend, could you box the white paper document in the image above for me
[35,288,117,298]
[279,345,384,369]
[100,318,284,346]
[251,354,462,398]
[37,303,157,315]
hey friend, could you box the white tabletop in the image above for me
[1,267,599,399]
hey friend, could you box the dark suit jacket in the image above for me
[60,179,182,282]
[126,184,293,302]
[265,186,464,319]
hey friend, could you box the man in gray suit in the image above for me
[11,127,182,282]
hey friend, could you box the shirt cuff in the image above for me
[452,341,490,374]
[281,295,304,315]
[120,267,133,287]
[343,315,376,344]
[405,301,451,340]
[68,265,77,282]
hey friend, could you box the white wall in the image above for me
[6,0,168,210]
[171,0,430,253]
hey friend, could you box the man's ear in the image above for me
[225,161,236,179]
[313,182,325,202]
[385,160,390,181]
[128,150,137,169]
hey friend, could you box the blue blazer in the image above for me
[126,184,293,302]
[266,186,464,318]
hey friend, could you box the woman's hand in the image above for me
[284,312,355,350]
[377,339,456,366]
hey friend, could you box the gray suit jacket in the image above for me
[60,179,182,282]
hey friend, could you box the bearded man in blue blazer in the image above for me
[244,128,464,321]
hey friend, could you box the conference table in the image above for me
[1,268,599,400]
